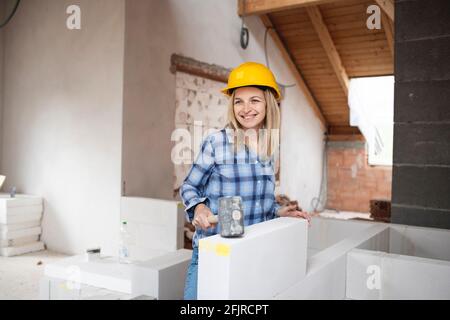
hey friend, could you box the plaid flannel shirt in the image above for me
[180,128,281,248]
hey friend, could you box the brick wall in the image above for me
[327,141,392,213]
[392,0,450,229]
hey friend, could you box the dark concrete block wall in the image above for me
[392,0,450,229]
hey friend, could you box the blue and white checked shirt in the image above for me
[180,128,281,248]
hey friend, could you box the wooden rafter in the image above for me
[327,134,364,141]
[170,54,230,83]
[381,11,394,57]
[306,6,349,96]
[260,14,327,129]
[238,0,343,17]
[375,0,394,21]
[328,126,364,141]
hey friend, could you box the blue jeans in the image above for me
[184,246,198,300]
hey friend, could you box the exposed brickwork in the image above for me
[327,143,392,213]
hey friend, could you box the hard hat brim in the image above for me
[221,85,281,101]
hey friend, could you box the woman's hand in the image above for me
[277,204,311,225]
[193,203,217,231]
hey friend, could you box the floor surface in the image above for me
[0,250,67,300]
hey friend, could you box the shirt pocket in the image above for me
[210,164,235,196]
[216,163,257,197]
[216,164,236,180]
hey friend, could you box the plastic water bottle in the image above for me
[118,221,132,264]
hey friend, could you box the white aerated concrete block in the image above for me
[198,217,308,300]
[0,220,41,232]
[0,194,43,224]
[383,255,450,299]
[0,235,39,247]
[44,255,134,293]
[120,197,185,261]
[381,254,450,299]
[389,225,450,261]
[0,241,45,257]
[131,249,192,300]
[277,254,347,300]
[346,248,450,299]
[44,250,191,299]
[0,226,42,250]
[346,249,383,300]
[308,217,374,252]
[0,210,42,225]
[0,226,41,240]
[0,193,42,206]
[276,224,389,300]
[357,227,390,252]
[40,276,135,300]
[0,195,44,256]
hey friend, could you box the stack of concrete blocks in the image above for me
[197,217,308,300]
[0,194,45,256]
[41,197,190,300]
[41,249,192,300]
[120,197,185,261]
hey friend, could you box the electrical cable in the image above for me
[263,27,296,91]
[0,0,21,29]
[310,134,328,213]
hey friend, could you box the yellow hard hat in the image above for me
[222,62,281,100]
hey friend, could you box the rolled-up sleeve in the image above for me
[179,136,215,222]
[268,200,281,220]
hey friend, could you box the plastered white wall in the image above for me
[122,0,326,211]
[1,0,125,255]
[0,0,326,256]
[0,1,4,175]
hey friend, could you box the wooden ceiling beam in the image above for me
[306,6,349,96]
[238,0,343,17]
[260,14,328,130]
[375,0,394,21]
[327,126,364,141]
[327,134,365,141]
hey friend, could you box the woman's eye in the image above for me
[251,100,260,104]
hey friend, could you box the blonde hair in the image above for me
[227,88,280,162]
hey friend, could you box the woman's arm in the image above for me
[276,204,312,225]
[180,136,215,223]
[268,201,282,220]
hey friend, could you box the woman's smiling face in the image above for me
[233,86,266,131]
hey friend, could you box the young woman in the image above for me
[180,62,311,300]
